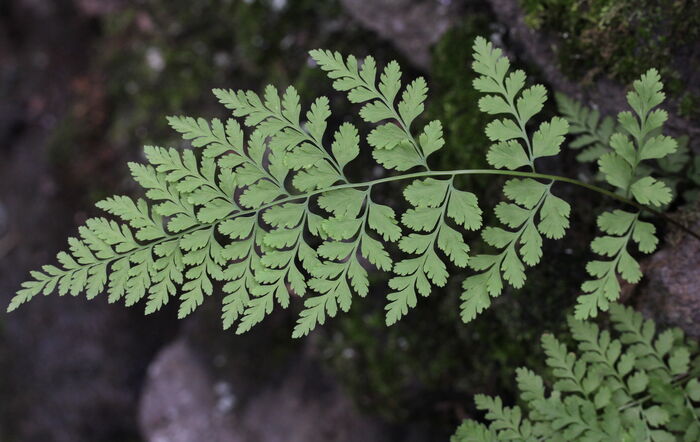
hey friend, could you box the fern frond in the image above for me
[453,305,700,441]
[472,37,568,171]
[10,38,692,339]
[558,93,700,205]
[385,177,481,325]
[451,420,498,442]
[310,49,436,170]
[474,395,531,440]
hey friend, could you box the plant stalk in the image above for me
[313,168,700,241]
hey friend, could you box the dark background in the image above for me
[1,0,699,441]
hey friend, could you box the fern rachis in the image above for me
[9,37,697,337]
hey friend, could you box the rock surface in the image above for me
[487,0,700,149]
[139,338,391,442]
[139,340,240,442]
[634,212,700,338]
[339,0,461,70]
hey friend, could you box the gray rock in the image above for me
[139,340,240,442]
[340,0,461,70]
[139,339,391,442]
[634,212,700,338]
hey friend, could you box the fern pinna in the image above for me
[9,37,687,337]
[556,91,700,206]
[452,304,700,441]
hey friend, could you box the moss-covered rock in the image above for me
[520,0,700,86]
[634,202,700,338]
[47,0,399,203]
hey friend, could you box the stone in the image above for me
[340,0,461,70]
[139,340,240,442]
[634,212,700,338]
[139,338,391,442]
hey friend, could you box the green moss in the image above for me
[427,18,491,172]
[520,0,700,84]
[47,116,82,167]
[320,255,578,432]
[679,92,700,119]
[49,0,398,203]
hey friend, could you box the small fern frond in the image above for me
[555,93,617,163]
[385,177,481,325]
[453,304,700,441]
[310,49,437,170]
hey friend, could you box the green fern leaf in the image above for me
[386,178,478,325]
[454,305,700,440]
[459,38,576,323]
[10,38,691,341]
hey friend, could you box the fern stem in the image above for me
[42,168,698,292]
[505,97,535,172]
[344,168,699,241]
[238,169,698,241]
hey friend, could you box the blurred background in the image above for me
[1,0,699,441]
